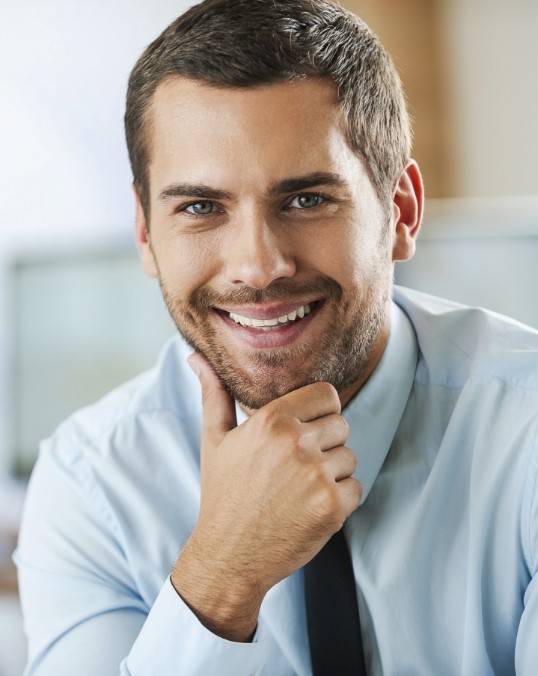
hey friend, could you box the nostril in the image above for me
[222,224,297,288]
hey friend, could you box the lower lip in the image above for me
[215,302,323,349]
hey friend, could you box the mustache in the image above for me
[190,275,343,311]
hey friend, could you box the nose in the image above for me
[223,211,296,288]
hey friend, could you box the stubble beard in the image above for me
[158,268,392,410]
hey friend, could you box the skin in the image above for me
[134,77,423,641]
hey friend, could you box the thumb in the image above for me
[188,352,237,447]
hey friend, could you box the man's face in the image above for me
[137,78,408,408]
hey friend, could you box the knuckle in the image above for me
[351,478,363,507]
[200,384,215,409]
[315,381,341,410]
[338,415,350,438]
[356,479,363,502]
[345,447,358,472]
[254,403,282,432]
[293,430,311,457]
[326,489,342,517]
[315,482,340,517]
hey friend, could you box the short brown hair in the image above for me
[125,0,411,217]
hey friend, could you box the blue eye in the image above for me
[185,201,215,215]
[289,194,324,209]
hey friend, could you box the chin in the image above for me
[162,272,391,409]
[208,350,366,411]
[211,360,311,410]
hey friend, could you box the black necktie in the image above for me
[304,528,367,675]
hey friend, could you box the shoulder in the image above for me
[394,287,538,576]
[19,336,204,597]
[43,335,203,472]
[393,285,538,392]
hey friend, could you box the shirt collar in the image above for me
[344,302,418,503]
[236,302,418,504]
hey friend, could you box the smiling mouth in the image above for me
[216,300,320,332]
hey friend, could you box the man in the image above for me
[15,0,538,674]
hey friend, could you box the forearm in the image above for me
[171,531,264,643]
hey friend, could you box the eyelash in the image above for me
[285,193,327,210]
[176,192,329,217]
[182,201,220,216]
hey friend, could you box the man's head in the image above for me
[125,0,411,219]
[127,0,423,409]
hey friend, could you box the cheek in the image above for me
[321,228,391,290]
[310,227,365,278]
[152,234,219,300]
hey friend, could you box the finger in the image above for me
[320,446,357,481]
[188,352,237,446]
[336,476,363,514]
[301,413,349,451]
[270,381,341,422]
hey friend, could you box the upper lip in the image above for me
[214,299,320,320]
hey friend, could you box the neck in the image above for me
[339,315,390,410]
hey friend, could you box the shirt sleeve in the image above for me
[15,439,270,676]
[121,579,268,675]
[515,430,538,674]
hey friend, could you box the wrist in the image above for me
[171,533,264,642]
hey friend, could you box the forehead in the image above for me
[146,77,366,192]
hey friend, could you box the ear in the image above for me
[391,159,424,262]
[133,185,159,279]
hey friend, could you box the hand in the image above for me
[171,352,362,641]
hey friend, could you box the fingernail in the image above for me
[187,354,201,377]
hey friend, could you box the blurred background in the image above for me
[1,1,537,672]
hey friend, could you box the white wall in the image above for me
[0,0,195,248]
[0,1,193,480]
[1,8,193,667]
[396,196,538,328]
[439,0,538,197]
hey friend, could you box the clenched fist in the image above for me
[171,352,362,641]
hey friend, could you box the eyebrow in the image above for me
[157,172,347,203]
[158,184,232,202]
[268,172,348,196]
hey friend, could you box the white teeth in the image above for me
[228,303,313,328]
[230,313,253,327]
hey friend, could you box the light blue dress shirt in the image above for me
[15,286,538,675]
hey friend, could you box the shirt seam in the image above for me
[68,406,202,449]
[413,370,538,393]
[522,423,538,573]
